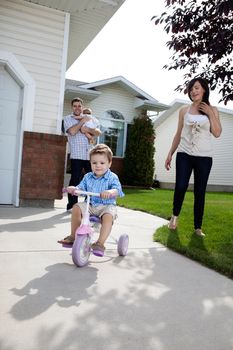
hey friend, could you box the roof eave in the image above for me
[65,86,101,101]
[80,76,157,100]
[135,100,169,112]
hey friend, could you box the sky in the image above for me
[66,0,232,110]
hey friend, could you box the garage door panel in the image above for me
[0,101,19,135]
[0,134,17,169]
[0,170,14,204]
[0,65,21,205]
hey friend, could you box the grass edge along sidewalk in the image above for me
[117,188,233,280]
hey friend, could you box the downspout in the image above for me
[56,12,70,134]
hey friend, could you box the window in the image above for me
[99,110,126,157]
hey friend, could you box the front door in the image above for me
[0,65,22,205]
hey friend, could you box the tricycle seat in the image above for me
[90,215,101,224]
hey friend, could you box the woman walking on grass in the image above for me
[165,77,222,237]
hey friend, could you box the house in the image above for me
[63,76,169,180]
[0,0,126,207]
[154,100,233,192]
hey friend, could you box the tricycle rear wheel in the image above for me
[117,234,129,256]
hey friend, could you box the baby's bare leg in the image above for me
[85,132,93,140]
[98,213,113,245]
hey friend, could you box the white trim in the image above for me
[134,97,169,112]
[154,98,233,129]
[80,76,157,101]
[99,113,126,158]
[0,51,35,132]
[0,50,35,206]
[65,86,101,98]
[218,106,233,115]
[123,120,127,156]
[57,13,70,134]
[168,98,233,115]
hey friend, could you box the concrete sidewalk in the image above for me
[0,196,233,350]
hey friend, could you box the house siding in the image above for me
[63,84,142,148]
[209,112,233,186]
[84,85,141,122]
[154,104,233,191]
[0,0,66,134]
[63,100,72,117]
[63,84,143,182]
[154,108,179,185]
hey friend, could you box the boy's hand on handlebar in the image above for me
[100,189,117,199]
[66,186,77,195]
[100,191,111,199]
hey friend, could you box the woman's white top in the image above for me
[177,107,212,157]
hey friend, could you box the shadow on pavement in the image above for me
[10,263,98,320]
[0,211,70,233]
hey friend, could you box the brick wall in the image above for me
[111,157,124,182]
[20,131,67,206]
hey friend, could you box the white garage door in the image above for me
[0,65,21,205]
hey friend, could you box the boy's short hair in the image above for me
[90,144,113,163]
[71,97,83,106]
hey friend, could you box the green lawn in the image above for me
[117,188,233,279]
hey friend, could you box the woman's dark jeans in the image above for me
[173,152,212,229]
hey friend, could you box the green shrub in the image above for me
[123,112,155,186]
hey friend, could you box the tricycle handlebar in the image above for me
[63,188,100,197]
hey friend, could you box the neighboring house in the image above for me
[63,76,169,179]
[0,0,126,207]
[154,100,233,192]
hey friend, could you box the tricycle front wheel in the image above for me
[72,234,91,267]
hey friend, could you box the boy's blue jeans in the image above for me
[173,152,212,229]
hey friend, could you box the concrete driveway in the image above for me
[0,197,233,350]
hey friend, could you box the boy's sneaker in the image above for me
[57,235,75,246]
[91,241,105,257]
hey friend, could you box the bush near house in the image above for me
[123,112,155,187]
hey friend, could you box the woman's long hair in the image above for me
[187,77,210,115]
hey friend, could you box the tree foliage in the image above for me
[152,0,233,105]
[123,112,155,187]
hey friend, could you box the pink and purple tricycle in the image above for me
[63,189,129,267]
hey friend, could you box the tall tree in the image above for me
[152,0,233,105]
